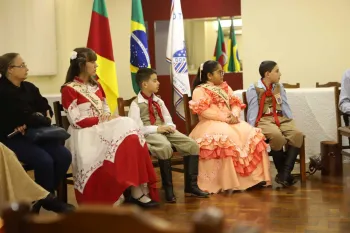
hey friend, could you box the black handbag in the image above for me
[25,125,70,143]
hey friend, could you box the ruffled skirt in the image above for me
[190,119,271,193]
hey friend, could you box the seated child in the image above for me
[189,60,271,193]
[128,68,209,203]
[246,60,304,187]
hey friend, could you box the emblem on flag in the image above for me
[172,46,188,74]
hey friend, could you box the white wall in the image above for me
[25,0,134,100]
[0,0,57,76]
[241,0,350,88]
[5,0,350,97]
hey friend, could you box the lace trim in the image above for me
[197,128,265,157]
[73,129,146,193]
[189,98,211,114]
[197,129,267,176]
[229,95,246,109]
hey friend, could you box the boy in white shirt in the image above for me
[128,68,209,203]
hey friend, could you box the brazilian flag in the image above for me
[227,18,241,72]
[130,0,150,93]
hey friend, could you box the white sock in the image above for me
[113,194,125,206]
[140,183,149,195]
[131,186,151,203]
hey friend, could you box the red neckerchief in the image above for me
[255,81,280,127]
[140,92,164,125]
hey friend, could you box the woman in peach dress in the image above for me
[189,60,271,193]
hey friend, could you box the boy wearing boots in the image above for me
[128,68,209,202]
[246,61,304,187]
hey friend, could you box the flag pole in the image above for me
[169,64,176,116]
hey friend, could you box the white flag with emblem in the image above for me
[166,0,191,120]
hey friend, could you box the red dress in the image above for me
[61,78,159,204]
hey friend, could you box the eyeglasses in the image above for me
[10,64,27,69]
[213,70,225,76]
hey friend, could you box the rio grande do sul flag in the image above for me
[87,0,119,112]
[213,19,228,71]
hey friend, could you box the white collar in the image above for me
[257,79,277,90]
[137,92,161,104]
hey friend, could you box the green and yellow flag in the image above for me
[130,0,150,94]
[87,0,119,112]
[227,18,241,72]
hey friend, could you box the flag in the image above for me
[87,0,119,112]
[213,19,228,71]
[130,0,150,94]
[227,18,241,72]
[166,0,191,120]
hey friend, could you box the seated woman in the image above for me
[0,53,72,197]
[61,47,159,208]
[189,60,271,193]
[0,142,74,213]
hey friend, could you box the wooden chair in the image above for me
[242,92,307,182]
[331,87,350,158]
[1,203,262,233]
[117,97,184,173]
[315,84,350,157]
[316,82,340,88]
[282,83,300,88]
[183,94,199,135]
[52,101,75,203]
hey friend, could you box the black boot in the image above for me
[184,155,209,198]
[31,193,75,214]
[275,174,298,186]
[270,149,285,175]
[270,149,286,183]
[276,146,300,187]
[271,150,298,186]
[158,159,176,203]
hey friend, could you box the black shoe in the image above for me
[130,194,160,209]
[158,159,176,203]
[275,174,297,186]
[275,175,292,187]
[287,175,298,185]
[246,181,267,191]
[184,155,209,198]
[31,194,75,214]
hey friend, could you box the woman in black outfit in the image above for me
[0,53,73,211]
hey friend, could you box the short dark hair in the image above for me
[135,68,157,88]
[259,60,277,78]
[0,53,19,78]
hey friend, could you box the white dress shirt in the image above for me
[339,69,350,114]
[128,92,176,135]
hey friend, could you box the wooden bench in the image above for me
[1,203,262,233]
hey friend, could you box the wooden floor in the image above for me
[64,163,350,233]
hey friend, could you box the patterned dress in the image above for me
[61,77,159,205]
[189,82,271,193]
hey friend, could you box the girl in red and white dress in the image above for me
[61,47,159,208]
